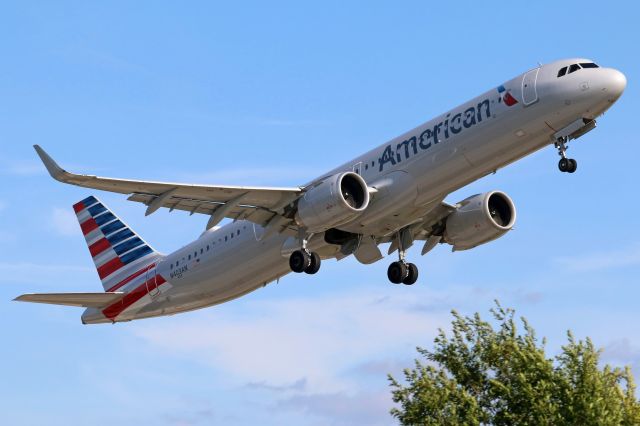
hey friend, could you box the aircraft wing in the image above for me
[14,292,125,308]
[34,145,303,231]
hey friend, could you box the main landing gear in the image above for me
[289,230,321,274]
[387,230,419,285]
[555,137,577,173]
[289,249,321,274]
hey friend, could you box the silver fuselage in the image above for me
[82,58,626,323]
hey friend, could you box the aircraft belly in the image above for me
[120,232,291,320]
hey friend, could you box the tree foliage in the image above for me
[389,302,640,425]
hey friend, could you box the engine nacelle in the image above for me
[295,172,370,232]
[444,191,516,251]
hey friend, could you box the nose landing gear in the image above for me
[555,137,577,173]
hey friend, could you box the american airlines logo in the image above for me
[498,85,518,106]
[378,99,492,171]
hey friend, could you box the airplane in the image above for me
[15,58,626,324]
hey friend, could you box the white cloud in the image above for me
[51,207,79,236]
[0,202,13,243]
[246,378,307,393]
[0,160,44,176]
[276,390,393,426]
[554,243,640,272]
[0,153,104,177]
[0,262,93,285]
[598,339,640,382]
[55,44,146,74]
[131,288,451,394]
[0,230,16,243]
[174,166,322,186]
[253,118,329,127]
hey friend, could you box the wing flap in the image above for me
[14,292,125,308]
[127,193,279,225]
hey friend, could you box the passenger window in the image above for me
[188,254,191,260]
[207,245,210,251]
[568,64,581,74]
[225,236,228,242]
[200,248,203,254]
[194,251,197,257]
[170,264,173,269]
[557,66,567,77]
[237,230,240,236]
[580,62,599,68]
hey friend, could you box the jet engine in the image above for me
[295,172,370,232]
[444,191,516,251]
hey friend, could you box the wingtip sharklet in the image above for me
[33,144,66,181]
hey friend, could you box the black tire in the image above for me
[289,250,311,273]
[304,252,321,274]
[403,263,419,285]
[387,261,408,284]
[567,158,577,173]
[558,158,570,172]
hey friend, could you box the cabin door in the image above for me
[522,68,540,106]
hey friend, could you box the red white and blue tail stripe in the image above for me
[73,196,161,292]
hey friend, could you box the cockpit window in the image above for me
[580,62,599,68]
[568,64,581,74]
[557,66,568,77]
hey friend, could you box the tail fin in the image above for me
[73,195,161,291]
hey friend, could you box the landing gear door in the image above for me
[522,68,540,106]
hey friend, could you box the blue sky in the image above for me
[1,1,639,425]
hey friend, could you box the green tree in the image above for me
[389,302,640,425]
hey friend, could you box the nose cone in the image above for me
[605,68,627,100]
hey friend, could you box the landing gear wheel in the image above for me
[387,261,408,284]
[555,137,578,174]
[304,252,321,274]
[289,250,311,273]
[402,263,419,285]
[558,158,577,173]
[558,158,570,172]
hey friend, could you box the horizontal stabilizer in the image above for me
[14,292,125,308]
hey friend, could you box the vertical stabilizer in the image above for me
[73,195,161,291]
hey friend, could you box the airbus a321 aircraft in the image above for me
[15,58,626,324]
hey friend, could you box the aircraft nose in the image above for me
[604,68,627,100]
